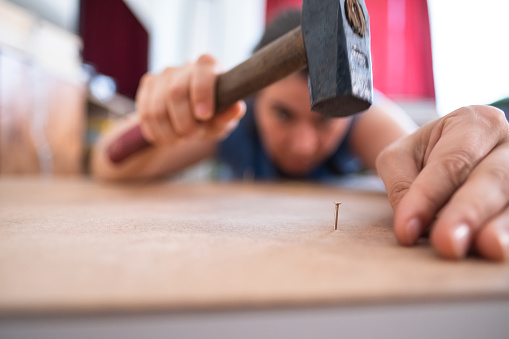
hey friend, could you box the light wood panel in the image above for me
[0,178,508,316]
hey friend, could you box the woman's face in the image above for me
[255,72,351,177]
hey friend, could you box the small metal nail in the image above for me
[334,202,341,231]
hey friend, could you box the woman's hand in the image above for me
[136,54,245,146]
[376,105,509,261]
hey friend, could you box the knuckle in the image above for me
[446,105,477,124]
[476,105,506,124]
[197,54,216,66]
[376,142,400,170]
[162,66,175,76]
[170,112,195,137]
[479,106,509,142]
[192,64,215,94]
[485,164,509,193]
[139,108,148,121]
[139,73,153,87]
[140,103,165,123]
[167,82,187,101]
[192,82,212,105]
[436,150,474,187]
[387,180,412,205]
[178,122,196,136]
[376,146,391,164]
[139,111,154,126]
[138,105,152,121]
[457,105,507,131]
[153,109,167,123]
[139,123,156,143]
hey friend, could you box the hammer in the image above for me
[108,0,373,164]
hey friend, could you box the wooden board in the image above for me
[0,178,508,315]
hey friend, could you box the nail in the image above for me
[225,119,240,132]
[405,218,422,245]
[334,202,341,231]
[452,224,471,258]
[494,226,509,261]
[195,103,211,120]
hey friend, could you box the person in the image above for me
[91,10,509,262]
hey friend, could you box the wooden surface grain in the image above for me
[0,178,508,315]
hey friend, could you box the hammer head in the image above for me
[302,0,373,117]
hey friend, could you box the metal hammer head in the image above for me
[302,0,373,117]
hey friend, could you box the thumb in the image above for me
[204,100,246,140]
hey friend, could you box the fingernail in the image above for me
[225,119,239,132]
[452,224,471,258]
[494,226,509,261]
[195,103,210,120]
[405,218,422,245]
[238,100,247,116]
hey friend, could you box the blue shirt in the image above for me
[217,99,363,181]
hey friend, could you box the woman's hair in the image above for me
[253,9,307,77]
[253,9,302,53]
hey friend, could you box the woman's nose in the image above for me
[290,124,319,156]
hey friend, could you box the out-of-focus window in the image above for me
[428,0,509,115]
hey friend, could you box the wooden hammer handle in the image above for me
[107,27,307,164]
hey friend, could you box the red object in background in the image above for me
[80,0,148,99]
[367,0,435,99]
[266,0,303,24]
[265,0,435,100]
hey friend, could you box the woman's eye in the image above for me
[275,108,292,122]
[317,115,332,126]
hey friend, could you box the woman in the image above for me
[92,10,414,181]
[92,10,509,261]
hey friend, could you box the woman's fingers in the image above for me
[138,54,244,145]
[136,54,240,146]
[148,68,179,144]
[137,73,162,144]
[190,54,218,121]
[475,208,509,261]
[165,64,200,137]
[430,142,509,259]
[187,55,246,140]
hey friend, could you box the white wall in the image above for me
[6,0,79,33]
[5,0,266,74]
[124,0,266,73]
[427,0,509,115]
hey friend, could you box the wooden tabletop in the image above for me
[0,178,508,316]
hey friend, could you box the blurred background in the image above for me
[0,0,508,176]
